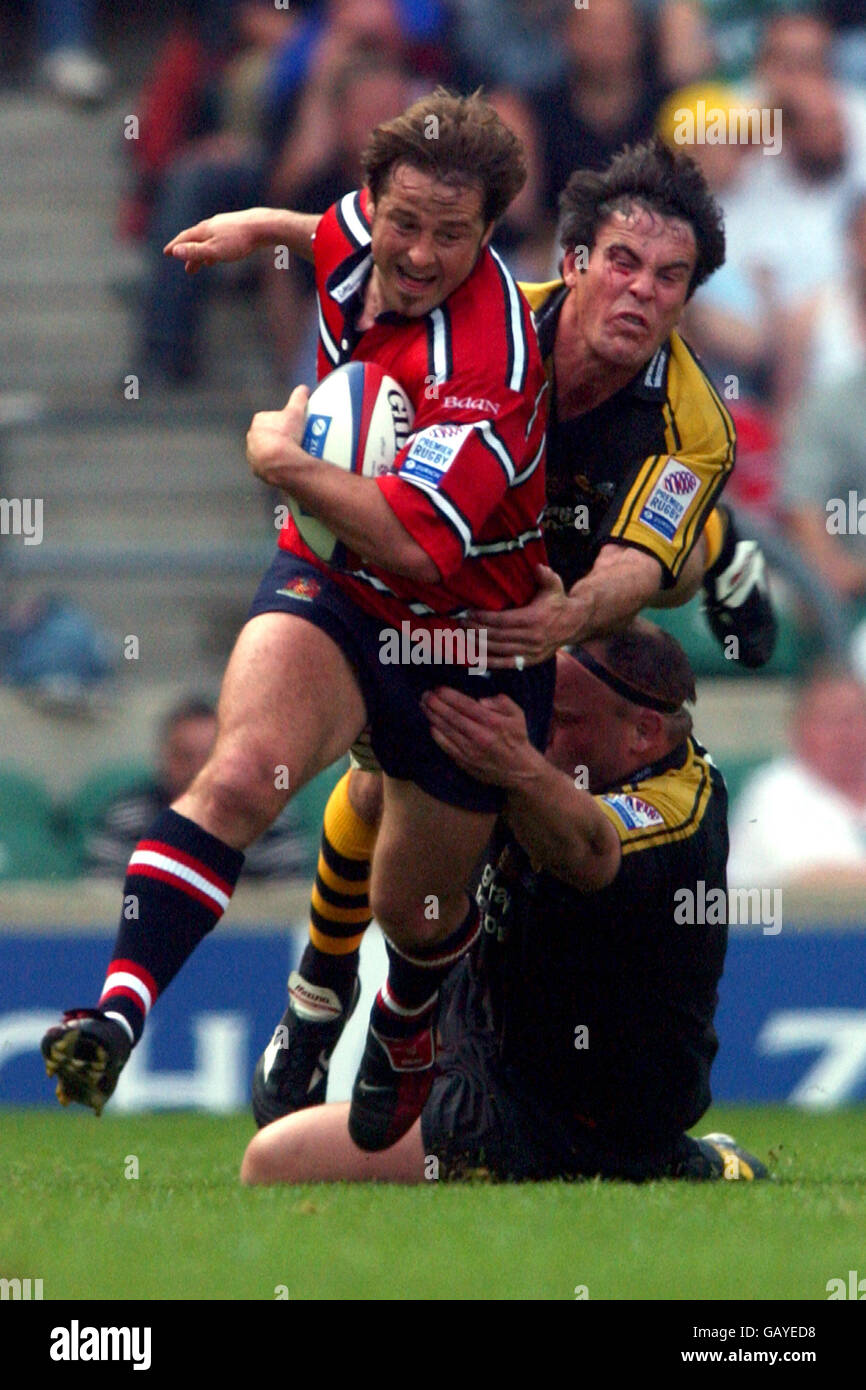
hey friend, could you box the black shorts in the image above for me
[247,550,555,813]
[421,952,703,1182]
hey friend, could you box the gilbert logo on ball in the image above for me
[291,361,415,565]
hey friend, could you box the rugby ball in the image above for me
[290,361,414,563]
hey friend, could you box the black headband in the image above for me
[565,645,683,715]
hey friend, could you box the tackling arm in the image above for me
[422,687,621,891]
[471,537,705,666]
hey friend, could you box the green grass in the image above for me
[2,1105,865,1301]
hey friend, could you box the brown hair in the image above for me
[558,137,725,300]
[361,87,526,226]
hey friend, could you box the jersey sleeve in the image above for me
[603,342,735,586]
[376,383,546,581]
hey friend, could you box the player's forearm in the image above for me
[506,762,620,891]
[565,545,666,642]
[280,457,439,582]
[247,208,320,262]
[166,208,321,271]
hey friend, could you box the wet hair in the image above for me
[361,86,526,226]
[558,136,726,299]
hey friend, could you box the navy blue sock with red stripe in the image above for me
[98,808,244,1046]
[372,898,481,1040]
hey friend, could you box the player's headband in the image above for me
[564,644,682,715]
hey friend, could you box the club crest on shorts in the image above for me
[276,575,321,602]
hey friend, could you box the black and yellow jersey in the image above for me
[475,736,728,1144]
[518,280,735,590]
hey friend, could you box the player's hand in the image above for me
[422,687,544,789]
[164,210,267,275]
[464,566,577,668]
[246,385,310,489]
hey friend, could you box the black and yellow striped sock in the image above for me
[297,771,378,1006]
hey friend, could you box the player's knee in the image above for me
[347,768,383,826]
[370,886,442,950]
[240,1130,288,1186]
[191,744,289,835]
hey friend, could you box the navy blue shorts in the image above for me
[246,551,555,814]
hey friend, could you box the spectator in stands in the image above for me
[136,0,425,385]
[484,90,555,284]
[658,82,779,404]
[695,0,866,86]
[445,0,568,96]
[780,362,866,600]
[734,9,866,315]
[530,0,673,220]
[261,54,416,377]
[34,0,110,105]
[776,190,866,412]
[85,697,309,879]
[727,665,866,888]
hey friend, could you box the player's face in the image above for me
[367,163,493,318]
[546,651,635,791]
[566,207,697,371]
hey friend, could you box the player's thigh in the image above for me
[240,1103,425,1184]
[213,611,367,789]
[371,777,496,930]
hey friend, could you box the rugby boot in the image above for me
[348,1019,436,1152]
[41,1008,131,1115]
[251,971,360,1128]
[684,1131,769,1180]
[702,509,777,669]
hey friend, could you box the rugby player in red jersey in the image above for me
[41,90,553,1152]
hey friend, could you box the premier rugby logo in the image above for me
[663,468,700,496]
[601,793,663,830]
[640,458,701,541]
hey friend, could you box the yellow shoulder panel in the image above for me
[517,280,564,313]
[596,741,715,855]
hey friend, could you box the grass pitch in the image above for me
[2,1105,864,1301]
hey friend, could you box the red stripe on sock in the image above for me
[135,840,234,897]
[129,862,225,914]
[105,959,158,999]
[99,984,149,1015]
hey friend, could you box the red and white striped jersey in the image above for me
[278,188,549,625]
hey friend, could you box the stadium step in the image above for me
[0,80,283,679]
